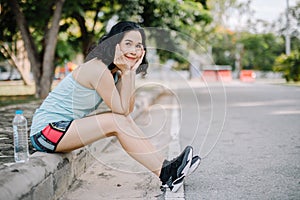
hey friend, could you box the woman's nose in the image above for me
[128,47,137,54]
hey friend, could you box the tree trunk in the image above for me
[40,0,65,98]
[8,0,42,91]
[0,42,32,85]
[72,13,91,58]
[9,0,65,98]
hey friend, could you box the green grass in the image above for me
[0,95,38,107]
[0,82,35,96]
[284,81,300,87]
[0,81,37,107]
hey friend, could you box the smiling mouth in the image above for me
[125,56,137,61]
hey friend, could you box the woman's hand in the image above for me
[113,44,130,73]
[113,44,145,74]
[131,48,145,73]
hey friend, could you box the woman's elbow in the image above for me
[124,107,133,116]
[128,99,135,114]
[111,107,130,116]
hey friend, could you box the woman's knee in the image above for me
[96,112,133,132]
[111,113,134,127]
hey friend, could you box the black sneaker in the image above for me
[187,156,201,176]
[159,146,193,192]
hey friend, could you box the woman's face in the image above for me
[119,30,144,68]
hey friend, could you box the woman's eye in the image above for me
[136,44,142,49]
[125,42,131,46]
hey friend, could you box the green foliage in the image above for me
[55,0,212,64]
[238,33,285,71]
[58,0,113,60]
[0,0,17,43]
[1,0,211,67]
[55,38,78,65]
[211,29,286,72]
[0,0,17,60]
[274,50,300,82]
[211,30,236,68]
[0,95,37,107]
[0,0,62,62]
[290,35,300,53]
[117,0,212,64]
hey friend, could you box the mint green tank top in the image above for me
[30,72,118,136]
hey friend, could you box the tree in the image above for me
[0,40,32,84]
[1,0,211,98]
[210,27,236,68]
[274,50,300,82]
[207,0,255,71]
[238,32,284,71]
[57,0,211,71]
[4,0,65,98]
[63,0,211,62]
[0,0,32,84]
[117,0,212,64]
[60,0,115,58]
[274,2,300,54]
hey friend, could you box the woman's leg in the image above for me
[55,112,164,176]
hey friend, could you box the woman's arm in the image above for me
[113,44,144,115]
[89,45,144,116]
[116,71,136,115]
[87,60,135,116]
[88,62,127,115]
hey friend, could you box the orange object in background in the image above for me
[202,70,218,82]
[202,65,232,82]
[66,62,77,71]
[240,70,256,82]
[217,70,232,82]
[54,62,78,80]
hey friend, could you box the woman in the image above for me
[30,21,200,192]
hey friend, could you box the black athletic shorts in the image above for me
[30,121,72,153]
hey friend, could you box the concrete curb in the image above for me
[0,87,164,200]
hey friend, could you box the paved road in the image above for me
[175,81,300,199]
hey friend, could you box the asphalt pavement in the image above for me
[177,81,300,199]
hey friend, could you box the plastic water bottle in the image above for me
[12,110,29,163]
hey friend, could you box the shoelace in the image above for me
[168,155,182,168]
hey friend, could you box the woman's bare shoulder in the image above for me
[73,58,111,88]
[81,58,107,72]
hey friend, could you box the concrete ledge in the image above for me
[0,87,164,200]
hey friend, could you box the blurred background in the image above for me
[0,0,299,101]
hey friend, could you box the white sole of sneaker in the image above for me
[187,156,201,176]
[170,147,193,192]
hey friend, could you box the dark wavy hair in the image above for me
[85,21,148,74]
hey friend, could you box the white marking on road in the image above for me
[165,97,185,200]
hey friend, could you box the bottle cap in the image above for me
[15,110,23,114]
